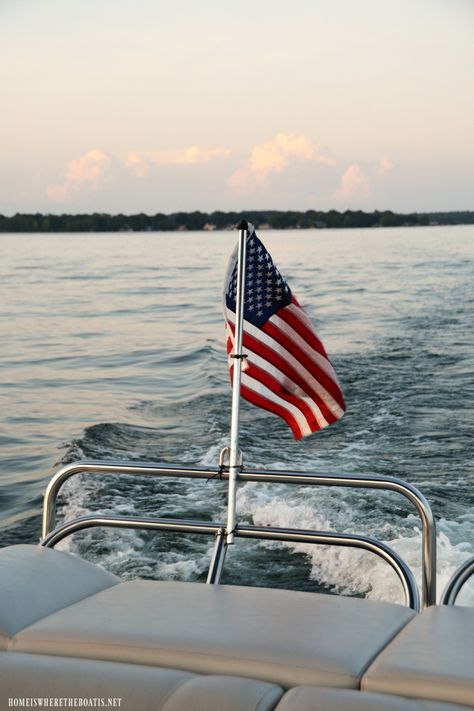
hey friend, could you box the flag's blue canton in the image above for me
[225,232,292,327]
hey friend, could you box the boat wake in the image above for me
[55,422,474,605]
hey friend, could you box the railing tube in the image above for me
[41,460,435,606]
[40,513,419,610]
[42,514,222,548]
[441,555,474,605]
[207,530,227,584]
[237,524,419,611]
[240,467,437,607]
[42,461,218,540]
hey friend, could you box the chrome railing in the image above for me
[441,555,474,605]
[42,513,419,610]
[41,459,436,609]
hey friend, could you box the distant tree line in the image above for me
[0,210,473,233]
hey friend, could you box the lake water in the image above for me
[0,226,473,604]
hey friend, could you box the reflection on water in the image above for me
[0,226,473,603]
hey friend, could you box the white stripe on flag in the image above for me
[240,371,313,438]
[226,308,344,420]
[271,312,338,381]
[284,303,343,389]
[227,342,329,430]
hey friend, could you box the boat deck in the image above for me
[1,544,473,710]
[2,457,473,709]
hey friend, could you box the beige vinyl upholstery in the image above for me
[362,606,474,707]
[0,544,119,648]
[162,675,283,711]
[3,545,474,710]
[12,578,414,688]
[0,652,284,711]
[276,687,474,711]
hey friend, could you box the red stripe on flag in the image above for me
[262,320,346,411]
[243,332,339,426]
[227,319,339,426]
[278,305,328,358]
[240,382,304,440]
[224,231,346,439]
[229,362,305,438]
[244,361,320,432]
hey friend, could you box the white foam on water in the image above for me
[54,442,219,579]
[54,431,474,603]
[154,553,211,581]
[236,481,474,605]
[198,436,230,466]
[54,463,145,567]
[436,517,474,605]
[53,455,474,604]
[55,473,93,554]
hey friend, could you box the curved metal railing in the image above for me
[41,459,435,609]
[41,513,419,610]
[441,555,474,605]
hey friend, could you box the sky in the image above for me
[1,0,473,215]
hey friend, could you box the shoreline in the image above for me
[1,209,473,233]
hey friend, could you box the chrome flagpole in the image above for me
[226,219,248,545]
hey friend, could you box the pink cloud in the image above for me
[334,164,372,203]
[47,145,230,202]
[123,146,230,177]
[377,155,395,176]
[47,149,112,203]
[228,133,335,194]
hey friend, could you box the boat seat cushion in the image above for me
[0,651,284,711]
[275,687,474,711]
[12,578,414,688]
[0,544,119,648]
[362,605,474,707]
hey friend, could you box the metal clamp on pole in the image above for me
[219,447,243,471]
[226,219,248,545]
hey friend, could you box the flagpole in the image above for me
[226,219,248,545]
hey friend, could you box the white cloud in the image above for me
[47,149,113,203]
[123,146,230,177]
[377,155,395,176]
[333,157,396,205]
[44,142,395,212]
[228,133,335,195]
[122,151,149,178]
[47,145,230,203]
[334,163,372,203]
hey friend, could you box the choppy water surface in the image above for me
[0,227,473,604]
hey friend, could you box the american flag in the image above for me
[224,226,345,440]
